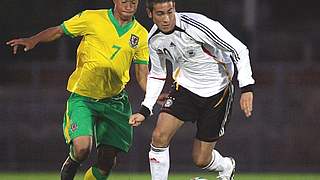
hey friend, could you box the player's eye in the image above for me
[155,11,165,16]
[167,8,174,14]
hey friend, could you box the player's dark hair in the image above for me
[146,0,175,11]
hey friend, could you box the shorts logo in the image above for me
[71,123,78,132]
[149,157,160,163]
[129,34,139,48]
[163,97,174,108]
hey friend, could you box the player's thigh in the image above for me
[196,85,234,142]
[192,139,216,161]
[95,91,133,152]
[152,112,184,146]
[161,83,200,122]
[63,93,95,145]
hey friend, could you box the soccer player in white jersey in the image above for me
[129,0,254,180]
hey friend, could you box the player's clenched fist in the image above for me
[129,113,146,127]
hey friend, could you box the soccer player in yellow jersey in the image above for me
[6,0,149,179]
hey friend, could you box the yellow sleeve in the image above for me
[60,10,90,38]
[133,29,149,65]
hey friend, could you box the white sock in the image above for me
[149,144,170,180]
[202,149,230,172]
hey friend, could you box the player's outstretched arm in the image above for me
[6,26,64,54]
[129,113,146,127]
[240,91,253,117]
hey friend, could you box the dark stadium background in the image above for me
[0,0,319,173]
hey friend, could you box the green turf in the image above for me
[0,172,319,180]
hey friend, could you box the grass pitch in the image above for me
[0,172,319,180]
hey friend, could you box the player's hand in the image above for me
[157,93,169,106]
[6,38,37,55]
[240,91,253,117]
[129,113,146,127]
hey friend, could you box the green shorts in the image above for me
[63,91,132,152]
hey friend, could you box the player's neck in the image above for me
[117,17,132,26]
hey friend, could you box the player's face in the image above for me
[114,0,139,21]
[148,1,176,33]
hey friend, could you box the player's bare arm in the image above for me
[240,91,253,117]
[129,64,149,127]
[6,26,64,54]
[135,64,149,92]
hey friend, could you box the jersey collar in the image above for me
[108,9,135,37]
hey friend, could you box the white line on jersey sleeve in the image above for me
[180,13,255,87]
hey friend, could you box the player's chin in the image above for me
[121,12,135,19]
[159,26,173,33]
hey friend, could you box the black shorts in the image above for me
[160,83,234,142]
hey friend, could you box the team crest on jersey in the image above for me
[71,123,78,132]
[129,34,139,48]
[187,49,196,57]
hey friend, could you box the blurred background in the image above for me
[0,0,319,174]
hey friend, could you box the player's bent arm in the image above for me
[189,15,255,87]
[6,26,64,54]
[132,76,165,124]
[134,46,166,121]
[135,64,149,92]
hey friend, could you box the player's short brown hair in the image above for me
[146,0,175,11]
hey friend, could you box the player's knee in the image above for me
[73,146,91,162]
[192,153,211,168]
[151,129,169,147]
[96,145,119,175]
[72,136,92,162]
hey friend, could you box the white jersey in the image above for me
[142,12,255,112]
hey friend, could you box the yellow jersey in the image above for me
[61,9,149,99]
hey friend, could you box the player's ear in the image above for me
[146,8,152,18]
